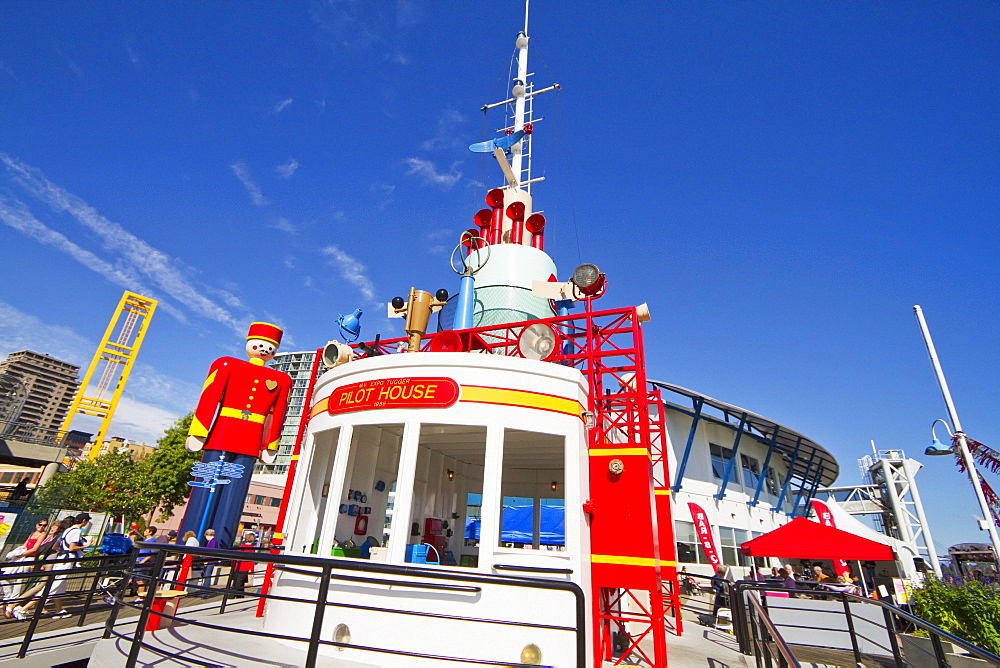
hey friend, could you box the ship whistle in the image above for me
[390,287,449,352]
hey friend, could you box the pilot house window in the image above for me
[498,429,566,551]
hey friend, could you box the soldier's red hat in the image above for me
[247,322,283,347]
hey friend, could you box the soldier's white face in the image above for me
[246,338,277,362]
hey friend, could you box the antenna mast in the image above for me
[509,1,531,186]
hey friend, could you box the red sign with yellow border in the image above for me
[327,377,460,415]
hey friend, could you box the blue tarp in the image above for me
[464,504,565,545]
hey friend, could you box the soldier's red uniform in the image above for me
[188,356,292,457]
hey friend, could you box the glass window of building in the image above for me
[719,526,750,567]
[710,443,733,479]
[675,520,709,564]
[741,454,760,489]
[765,467,779,496]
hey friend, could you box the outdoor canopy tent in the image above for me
[740,516,895,561]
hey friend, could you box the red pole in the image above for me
[255,347,323,617]
[486,188,505,244]
[506,201,525,245]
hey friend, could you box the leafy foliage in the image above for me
[37,413,200,526]
[147,413,202,521]
[36,449,159,524]
[911,576,1000,654]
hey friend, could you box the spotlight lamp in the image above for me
[571,263,606,297]
[447,469,455,481]
[551,481,558,492]
[926,418,957,456]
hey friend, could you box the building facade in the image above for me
[257,350,320,476]
[652,381,842,578]
[80,436,154,461]
[0,351,80,434]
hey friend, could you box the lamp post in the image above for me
[914,305,1000,561]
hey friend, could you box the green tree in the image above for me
[36,413,202,527]
[146,413,202,521]
[36,449,159,526]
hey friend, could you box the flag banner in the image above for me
[810,499,851,576]
[687,502,721,568]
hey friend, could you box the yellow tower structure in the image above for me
[61,291,157,458]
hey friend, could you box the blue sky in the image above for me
[0,2,997,553]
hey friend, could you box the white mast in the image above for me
[509,0,530,181]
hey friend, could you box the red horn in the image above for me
[526,213,546,250]
[474,209,492,229]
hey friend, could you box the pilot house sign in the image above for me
[328,377,460,415]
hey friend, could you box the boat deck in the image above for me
[0,587,900,667]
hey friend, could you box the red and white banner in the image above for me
[810,499,851,576]
[687,502,721,568]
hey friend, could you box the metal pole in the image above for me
[902,458,943,576]
[913,305,1000,559]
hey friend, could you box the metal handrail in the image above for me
[730,580,1000,666]
[0,550,140,659]
[109,542,587,667]
[745,591,800,668]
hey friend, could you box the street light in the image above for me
[925,419,957,456]
[914,305,1000,560]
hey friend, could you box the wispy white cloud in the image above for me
[70,401,179,445]
[269,217,298,234]
[421,109,464,151]
[320,245,376,301]
[0,300,92,366]
[0,195,187,322]
[1,154,245,334]
[230,161,269,206]
[273,98,293,114]
[404,157,461,189]
[126,362,201,414]
[276,157,299,179]
[123,38,141,66]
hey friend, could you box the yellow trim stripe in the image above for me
[310,397,329,418]
[188,415,209,439]
[592,554,659,568]
[308,385,581,419]
[588,448,649,457]
[654,489,671,496]
[591,555,678,568]
[460,386,581,416]
[219,407,267,423]
[201,369,217,392]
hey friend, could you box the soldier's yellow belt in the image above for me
[219,407,267,423]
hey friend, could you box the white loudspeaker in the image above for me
[636,302,651,324]
[517,323,559,361]
[322,340,354,368]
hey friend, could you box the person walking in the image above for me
[711,565,731,619]
[231,533,257,598]
[195,529,219,598]
[13,514,90,620]
[1,518,50,616]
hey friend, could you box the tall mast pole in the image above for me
[509,0,530,181]
[914,305,1000,560]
